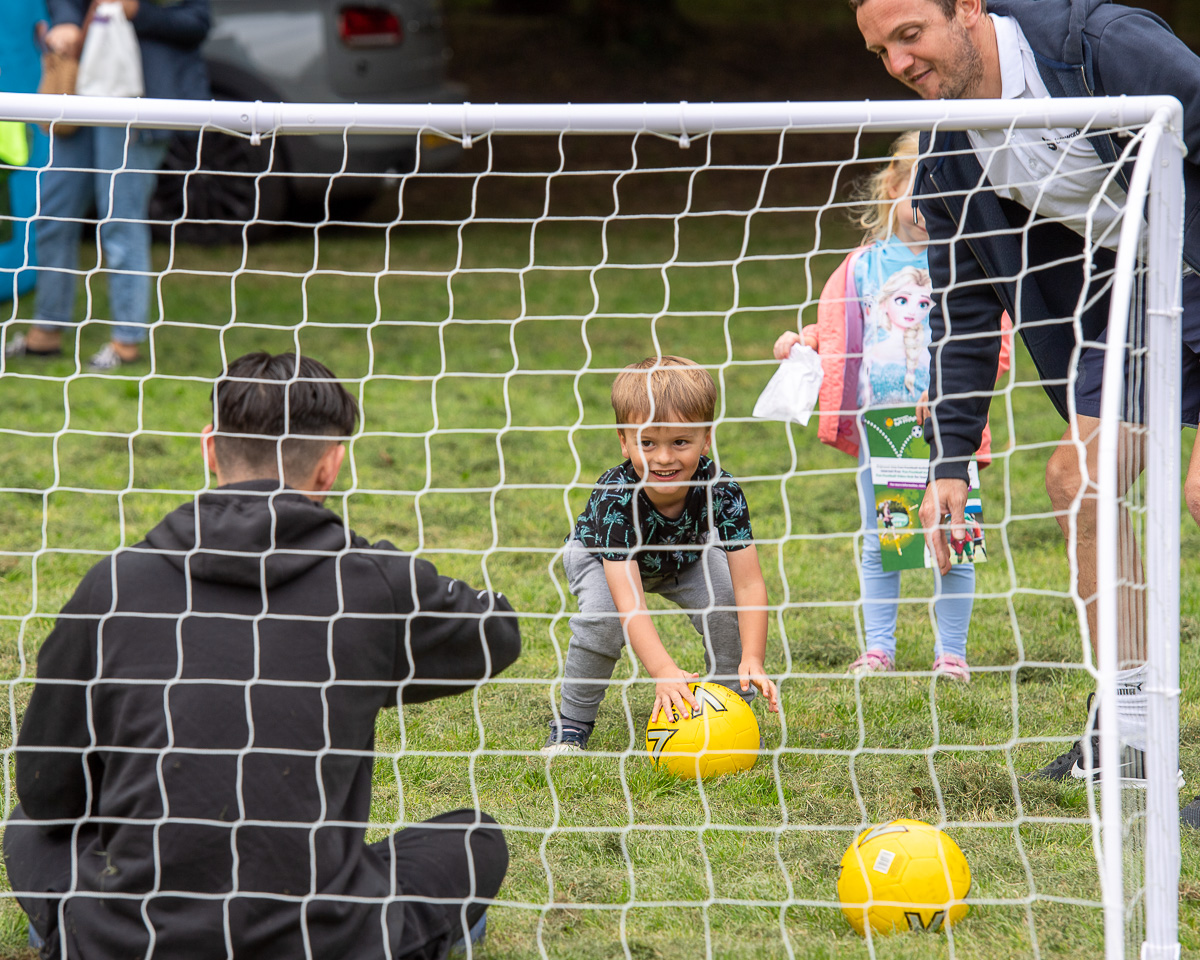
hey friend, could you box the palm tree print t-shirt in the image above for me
[571,456,753,579]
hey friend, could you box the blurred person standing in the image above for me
[0,0,49,305]
[4,0,209,371]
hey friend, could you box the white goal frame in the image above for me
[0,92,1185,960]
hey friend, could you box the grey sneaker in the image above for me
[87,343,128,371]
[5,332,62,359]
[541,719,592,756]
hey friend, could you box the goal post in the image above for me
[0,92,1186,960]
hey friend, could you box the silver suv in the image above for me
[151,0,464,242]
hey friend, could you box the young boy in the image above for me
[542,355,780,755]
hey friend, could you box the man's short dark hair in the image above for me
[848,0,977,17]
[210,352,359,481]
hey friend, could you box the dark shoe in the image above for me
[1182,796,1200,829]
[1029,694,1098,781]
[541,718,592,756]
[4,332,62,359]
[1030,736,1098,781]
[1028,694,1183,786]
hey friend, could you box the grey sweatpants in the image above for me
[559,537,753,724]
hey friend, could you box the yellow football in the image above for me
[644,681,760,779]
[837,819,971,936]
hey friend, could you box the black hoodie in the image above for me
[12,480,520,959]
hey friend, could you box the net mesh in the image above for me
[0,100,1186,960]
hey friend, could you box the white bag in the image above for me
[752,343,824,426]
[76,2,144,99]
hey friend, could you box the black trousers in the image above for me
[5,806,508,960]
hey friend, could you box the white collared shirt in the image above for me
[965,14,1130,250]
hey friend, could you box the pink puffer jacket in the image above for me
[811,245,1012,467]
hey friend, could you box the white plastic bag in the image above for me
[752,343,824,426]
[76,2,144,99]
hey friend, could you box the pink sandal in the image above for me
[932,653,971,683]
[848,650,894,675]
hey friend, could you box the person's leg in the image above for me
[1035,413,1149,779]
[855,452,900,668]
[1043,415,1145,668]
[1178,276,1200,525]
[92,127,167,356]
[556,539,630,727]
[1184,419,1200,529]
[372,809,508,960]
[655,545,751,703]
[931,558,974,661]
[26,129,95,352]
[2,804,73,959]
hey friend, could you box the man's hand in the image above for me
[919,477,968,575]
[915,390,931,424]
[44,23,84,58]
[738,658,779,713]
[652,672,700,724]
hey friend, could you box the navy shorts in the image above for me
[1073,271,1200,426]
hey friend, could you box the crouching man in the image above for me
[5,351,520,959]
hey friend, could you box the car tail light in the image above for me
[338,7,403,47]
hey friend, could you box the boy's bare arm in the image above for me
[602,558,700,722]
[726,546,780,713]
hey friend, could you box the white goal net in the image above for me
[0,94,1186,960]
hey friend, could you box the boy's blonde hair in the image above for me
[850,130,922,242]
[611,356,716,428]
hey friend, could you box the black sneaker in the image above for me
[1030,736,1098,781]
[1182,796,1200,830]
[1028,695,1184,786]
[541,719,592,757]
[1029,694,1099,781]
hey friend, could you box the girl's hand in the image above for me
[738,659,779,713]
[773,328,818,361]
[773,330,802,360]
[652,672,700,723]
[123,1,140,18]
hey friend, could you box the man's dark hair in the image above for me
[210,352,359,481]
[849,0,977,16]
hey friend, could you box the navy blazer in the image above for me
[915,0,1200,480]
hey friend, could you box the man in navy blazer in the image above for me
[853,0,1200,823]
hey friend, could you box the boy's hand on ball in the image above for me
[653,674,700,723]
[739,659,779,713]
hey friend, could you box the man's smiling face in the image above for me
[856,0,985,100]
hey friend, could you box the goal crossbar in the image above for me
[0,92,1184,139]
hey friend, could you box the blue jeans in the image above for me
[33,127,167,345]
[857,450,974,660]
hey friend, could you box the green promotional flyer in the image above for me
[861,406,985,572]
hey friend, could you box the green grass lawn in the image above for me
[0,135,1197,958]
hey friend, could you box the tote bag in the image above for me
[76,1,143,98]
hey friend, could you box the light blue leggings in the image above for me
[857,451,973,660]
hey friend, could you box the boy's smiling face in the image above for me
[619,422,712,513]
